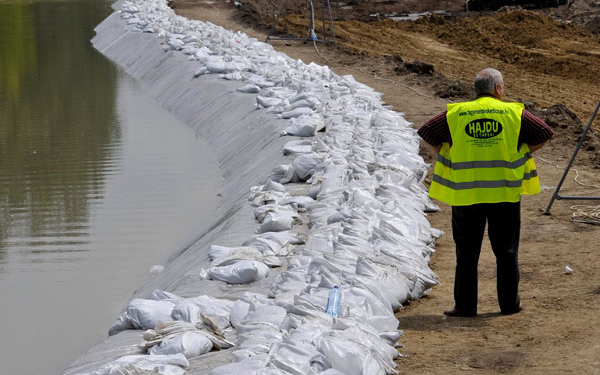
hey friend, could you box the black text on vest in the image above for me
[465,118,503,139]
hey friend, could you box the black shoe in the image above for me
[443,307,477,317]
[501,302,524,315]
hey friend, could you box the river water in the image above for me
[0,0,222,373]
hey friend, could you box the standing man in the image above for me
[418,68,554,317]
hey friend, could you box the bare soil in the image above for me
[172,1,600,373]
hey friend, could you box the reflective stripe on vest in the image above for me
[428,97,541,206]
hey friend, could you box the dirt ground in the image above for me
[171,1,600,373]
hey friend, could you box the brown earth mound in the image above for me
[407,11,600,82]
[270,7,600,128]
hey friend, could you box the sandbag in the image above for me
[318,336,386,375]
[256,212,295,233]
[126,299,175,330]
[282,140,313,155]
[269,164,299,184]
[209,260,269,284]
[256,95,283,108]
[148,331,213,358]
[230,299,251,328]
[292,153,323,181]
[183,295,234,332]
[280,107,313,119]
[171,300,201,325]
[237,84,261,93]
[281,114,324,137]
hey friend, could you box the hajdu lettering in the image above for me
[465,118,503,139]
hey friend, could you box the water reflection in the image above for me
[0,0,118,268]
[0,1,37,101]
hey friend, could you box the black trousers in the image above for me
[451,201,521,315]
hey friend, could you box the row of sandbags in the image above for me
[93,1,444,374]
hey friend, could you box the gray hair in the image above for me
[473,68,503,97]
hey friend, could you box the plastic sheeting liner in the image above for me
[81,354,189,375]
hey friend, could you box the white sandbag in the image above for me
[320,370,350,375]
[166,38,184,50]
[242,304,288,329]
[185,295,234,332]
[292,153,323,180]
[256,95,283,108]
[208,245,236,260]
[149,290,185,304]
[288,96,320,110]
[279,195,315,210]
[288,92,318,104]
[230,299,251,328]
[171,300,200,325]
[206,61,227,73]
[270,270,308,302]
[209,246,264,267]
[318,336,386,375]
[270,341,328,375]
[245,74,275,88]
[262,178,287,192]
[209,260,269,284]
[243,237,291,257]
[220,72,242,80]
[280,107,314,119]
[121,4,139,13]
[250,190,290,207]
[378,331,403,346]
[256,212,294,233]
[281,114,324,137]
[262,255,283,267]
[254,205,296,224]
[237,84,261,93]
[355,257,413,308]
[327,211,347,224]
[85,354,189,375]
[243,232,304,256]
[332,325,399,372]
[258,231,305,245]
[108,311,135,336]
[126,299,175,330]
[194,47,211,62]
[283,140,313,155]
[149,331,213,358]
[269,164,299,184]
[193,66,208,77]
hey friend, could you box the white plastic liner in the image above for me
[83,0,447,373]
[79,353,189,375]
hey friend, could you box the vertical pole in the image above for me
[544,100,600,214]
[326,0,336,42]
[321,0,327,42]
[266,0,292,42]
[308,0,315,40]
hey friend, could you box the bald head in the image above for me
[474,68,504,99]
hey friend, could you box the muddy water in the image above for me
[0,1,222,373]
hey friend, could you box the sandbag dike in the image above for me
[64,1,443,374]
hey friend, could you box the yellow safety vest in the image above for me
[429,96,540,206]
